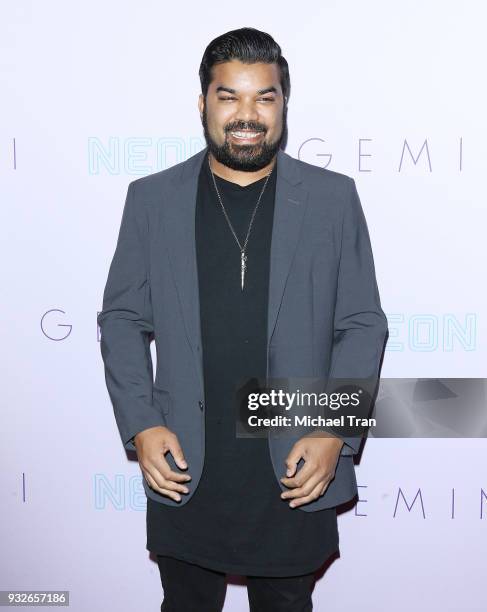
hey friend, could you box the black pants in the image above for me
[156,555,316,612]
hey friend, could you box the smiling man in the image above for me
[200,60,285,178]
[97,27,388,612]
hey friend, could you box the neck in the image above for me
[208,152,276,187]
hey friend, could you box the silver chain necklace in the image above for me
[208,155,273,290]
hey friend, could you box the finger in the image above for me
[166,435,188,470]
[280,459,316,488]
[155,452,192,483]
[150,466,191,495]
[143,471,183,502]
[284,444,304,477]
[147,456,191,494]
[281,472,323,501]
[161,466,192,483]
[288,480,328,508]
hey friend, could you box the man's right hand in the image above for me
[133,426,191,502]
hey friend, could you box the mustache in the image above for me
[226,124,266,133]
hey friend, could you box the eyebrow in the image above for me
[215,86,278,96]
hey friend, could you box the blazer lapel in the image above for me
[267,149,309,358]
[161,148,207,393]
[161,146,309,391]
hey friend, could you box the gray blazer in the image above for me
[97,145,388,512]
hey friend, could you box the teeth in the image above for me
[231,131,261,138]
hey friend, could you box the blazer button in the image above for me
[198,400,204,411]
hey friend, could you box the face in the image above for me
[199,60,287,171]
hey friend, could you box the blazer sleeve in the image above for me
[329,178,388,456]
[97,181,167,451]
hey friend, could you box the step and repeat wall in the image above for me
[2,2,486,611]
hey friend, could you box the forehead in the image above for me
[209,60,281,92]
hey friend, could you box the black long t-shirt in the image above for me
[146,149,339,577]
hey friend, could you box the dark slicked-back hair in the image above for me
[199,27,290,105]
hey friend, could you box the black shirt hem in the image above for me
[148,545,339,577]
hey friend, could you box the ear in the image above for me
[198,93,204,118]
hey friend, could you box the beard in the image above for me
[201,103,287,172]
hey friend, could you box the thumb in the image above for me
[168,437,188,470]
[285,447,302,477]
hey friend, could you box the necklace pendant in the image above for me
[241,251,247,291]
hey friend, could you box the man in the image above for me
[97,27,388,612]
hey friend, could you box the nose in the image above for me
[234,98,260,125]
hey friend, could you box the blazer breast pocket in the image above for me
[152,385,172,415]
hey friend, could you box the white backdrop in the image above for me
[1,1,486,610]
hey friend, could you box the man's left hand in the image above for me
[280,432,344,508]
